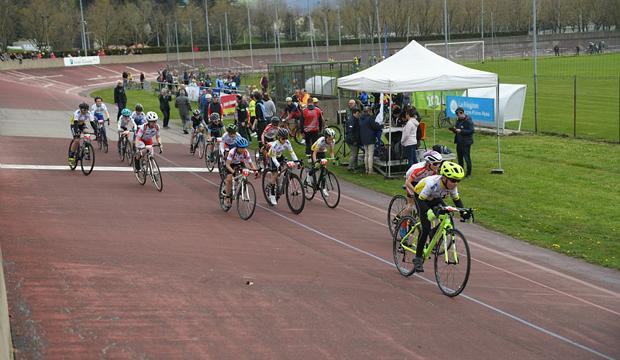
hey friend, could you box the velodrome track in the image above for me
[0,61,619,359]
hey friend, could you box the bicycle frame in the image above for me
[400,212,457,263]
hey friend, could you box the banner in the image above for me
[412,91,460,110]
[63,56,100,67]
[446,96,495,124]
[220,94,237,116]
[186,85,200,102]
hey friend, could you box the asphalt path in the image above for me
[0,62,619,359]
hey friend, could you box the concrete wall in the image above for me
[0,247,14,360]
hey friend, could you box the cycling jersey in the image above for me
[414,175,460,202]
[191,116,206,130]
[117,115,137,132]
[72,109,93,124]
[136,123,160,146]
[131,111,147,127]
[405,161,436,184]
[261,124,278,143]
[226,148,253,166]
[91,103,108,118]
[219,132,238,153]
[268,139,298,168]
[208,121,223,137]
[311,136,333,153]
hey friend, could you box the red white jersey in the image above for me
[136,123,160,144]
[405,161,436,184]
[227,148,253,165]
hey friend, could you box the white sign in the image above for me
[186,85,200,102]
[63,56,101,67]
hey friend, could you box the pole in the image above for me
[573,75,577,137]
[275,4,280,63]
[189,19,195,66]
[374,0,381,58]
[174,21,180,67]
[307,0,315,62]
[204,0,212,67]
[247,3,254,68]
[325,14,329,61]
[225,12,231,67]
[533,0,539,132]
[407,16,410,43]
[618,75,620,143]
[79,0,87,56]
[443,0,449,58]
[491,78,504,174]
[166,22,170,64]
[337,7,342,47]
[481,0,484,41]
[369,15,374,58]
[358,18,362,56]
[219,23,224,68]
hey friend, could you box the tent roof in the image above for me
[338,41,498,93]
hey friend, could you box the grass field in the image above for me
[465,53,620,142]
[91,66,620,270]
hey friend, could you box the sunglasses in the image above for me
[448,178,460,183]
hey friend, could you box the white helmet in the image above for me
[285,96,292,102]
[423,150,442,164]
[206,93,212,100]
[323,128,336,138]
[146,111,159,122]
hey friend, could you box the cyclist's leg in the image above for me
[225,173,233,196]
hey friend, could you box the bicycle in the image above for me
[387,189,419,238]
[299,157,341,208]
[204,137,219,172]
[95,119,109,153]
[191,129,206,159]
[218,168,259,220]
[134,144,163,192]
[261,159,305,214]
[392,206,474,297]
[67,132,95,176]
[117,130,134,164]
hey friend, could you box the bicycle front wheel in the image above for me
[285,172,305,214]
[236,180,257,220]
[80,143,95,175]
[126,144,134,166]
[387,195,408,238]
[434,228,471,297]
[217,153,226,182]
[135,158,147,185]
[205,145,215,171]
[300,166,315,200]
[197,136,205,159]
[150,157,163,192]
[392,216,418,277]
[102,130,108,153]
[320,170,340,208]
[218,180,231,212]
[68,139,78,170]
[118,138,125,161]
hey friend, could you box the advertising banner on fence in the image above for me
[220,94,237,116]
[63,56,100,67]
[446,95,495,125]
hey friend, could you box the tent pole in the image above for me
[491,78,504,174]
[432,96,436,145]
[388,94,392,177]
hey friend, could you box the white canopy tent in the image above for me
[305,76,337,97]
[464,84,527,132]
[337,40,503,176]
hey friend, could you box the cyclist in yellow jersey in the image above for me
[411,162,470,273]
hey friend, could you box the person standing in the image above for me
[252,92,268,145]
[401,108,420,168]
[359,107,383,175]
[122,71,128,88]
[159,88,172,128]
[260,73,268,93]
[262,94,276,120]
[235,95,251,143]
[345,108,361,171]
[450,107,474,177]
[113,80,127,121]
[175,90,192,134]
[139,72,145,89]
[301,100,322,156]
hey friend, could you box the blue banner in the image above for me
[446,96,495,124]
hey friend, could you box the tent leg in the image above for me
[491,80,504,174]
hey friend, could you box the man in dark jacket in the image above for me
[345,108,361,171]
[359,107,383,175]
[450,107,474,177]
[159,88,172,128]
[235,95,251,143]
[252,92,268,146]
[175,91,192,134]
[113,80,127,121]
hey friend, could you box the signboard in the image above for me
[412,90,460,110]
[446,95,495,124]
[220,94,237,116]
[186,85,200,102]
[63,56,100,67]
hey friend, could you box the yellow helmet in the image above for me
[440,162,465,180]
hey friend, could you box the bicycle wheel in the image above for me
[236,180,256,220]
[96,129,102,150]
[118,138,125,161]
[218,180,231,212]
[134,157,147,185]
[197,136,205,159]
[387,195,408,238]
[434,228,471,297]
[300,166,316,200]
[392,216,418,277]
[126,144,134,166]
[205,144,216,171]
[327,125,343,144]
[68,139,78,170]
[80,143,95,175]
[150,157,163,192]
[285,172,305,214]
[261,170,274,206]
[102,130,108,153]
[320,170,340,208]
[217,153,226,182]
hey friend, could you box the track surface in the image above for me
[1,61,619,359]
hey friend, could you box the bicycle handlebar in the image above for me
[435,206,475,223]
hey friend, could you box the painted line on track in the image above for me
[0,163,216,173]
[155,153,614,360]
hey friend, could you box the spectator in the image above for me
[207,95,223,119]
[159,88,172,128]
[199,90,210,116]
[252,92,268,143]
[175,90,192,134]
[260,73,268,93]
[345,107,361,171]
[401,108,420,168]
[301,100,322,155]
[235,95,251,142]
[248,93,257,130]
[263,94,276,119]
[576,45,580,56]
[300,89,310,108]
[359,107,383,175]
[183,69,189,85]
[122,71,128,88]
[450,107,474,178]
[113,81,127,121]
[140,72,145,89]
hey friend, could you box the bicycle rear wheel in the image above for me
[387,195,408,238]
[80,143,95,175]
[68,139,78,170]
[320,170,340,208]
[217,153,226,182]
[218,180,231,212]
[300,167,315,200]
[236,180,256,220]
[285,172,305,214]
[392,216,418,277]
[150,157,163,192]
[434,228,471,297]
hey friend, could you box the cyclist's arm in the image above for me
[225,153,235,173]
[287,141,298,161]
[404,175,416,196]
[269,148,281,168]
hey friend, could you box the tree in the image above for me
[87,0,122,48]
[0,0,18,50]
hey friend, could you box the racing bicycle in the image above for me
[204,137,219,172]
[117,130,134,165]
[299,157,341,208]
[134,144,163,192]
[387,189,419,237]
[68,132,95,176]
[191,128,206,159]
[95,118,109,153]
[218,167,259,220]
[261,159,305,214]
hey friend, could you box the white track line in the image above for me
[0,164,216,173]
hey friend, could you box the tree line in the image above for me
[1,0,618,52]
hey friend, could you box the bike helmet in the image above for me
[285,96,292,102]
[146,111,159,122]
[206,93,212,100]
[192,109,201,116]
[440,161,465,180]
[271,116,280,125]
[235,137,249,148]
[312,97,319,103]
[323,128,335,138]
[79,102,89,110]
[135,103,143,112]
[121,108,131,117]
[209,113,221,122]
[277,128,289,139]
[226,124,237,133]
[423,150,443,165]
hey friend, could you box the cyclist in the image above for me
[131,103,147,129]
[134,111,163,171]
[306,128,336,196]
[219,124,239,159]
[261,116,281,145]
[223,137,257,203]
[399,150,444,222]
[280,96,301,131]
[68,102,95,164]
[412,161,468,273]
[91,96,110,141]
[189,109,207,154]
[266,128,299,205]
[117,108,137,154]
[206,113,224,161]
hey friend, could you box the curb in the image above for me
[0,247,14,360]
